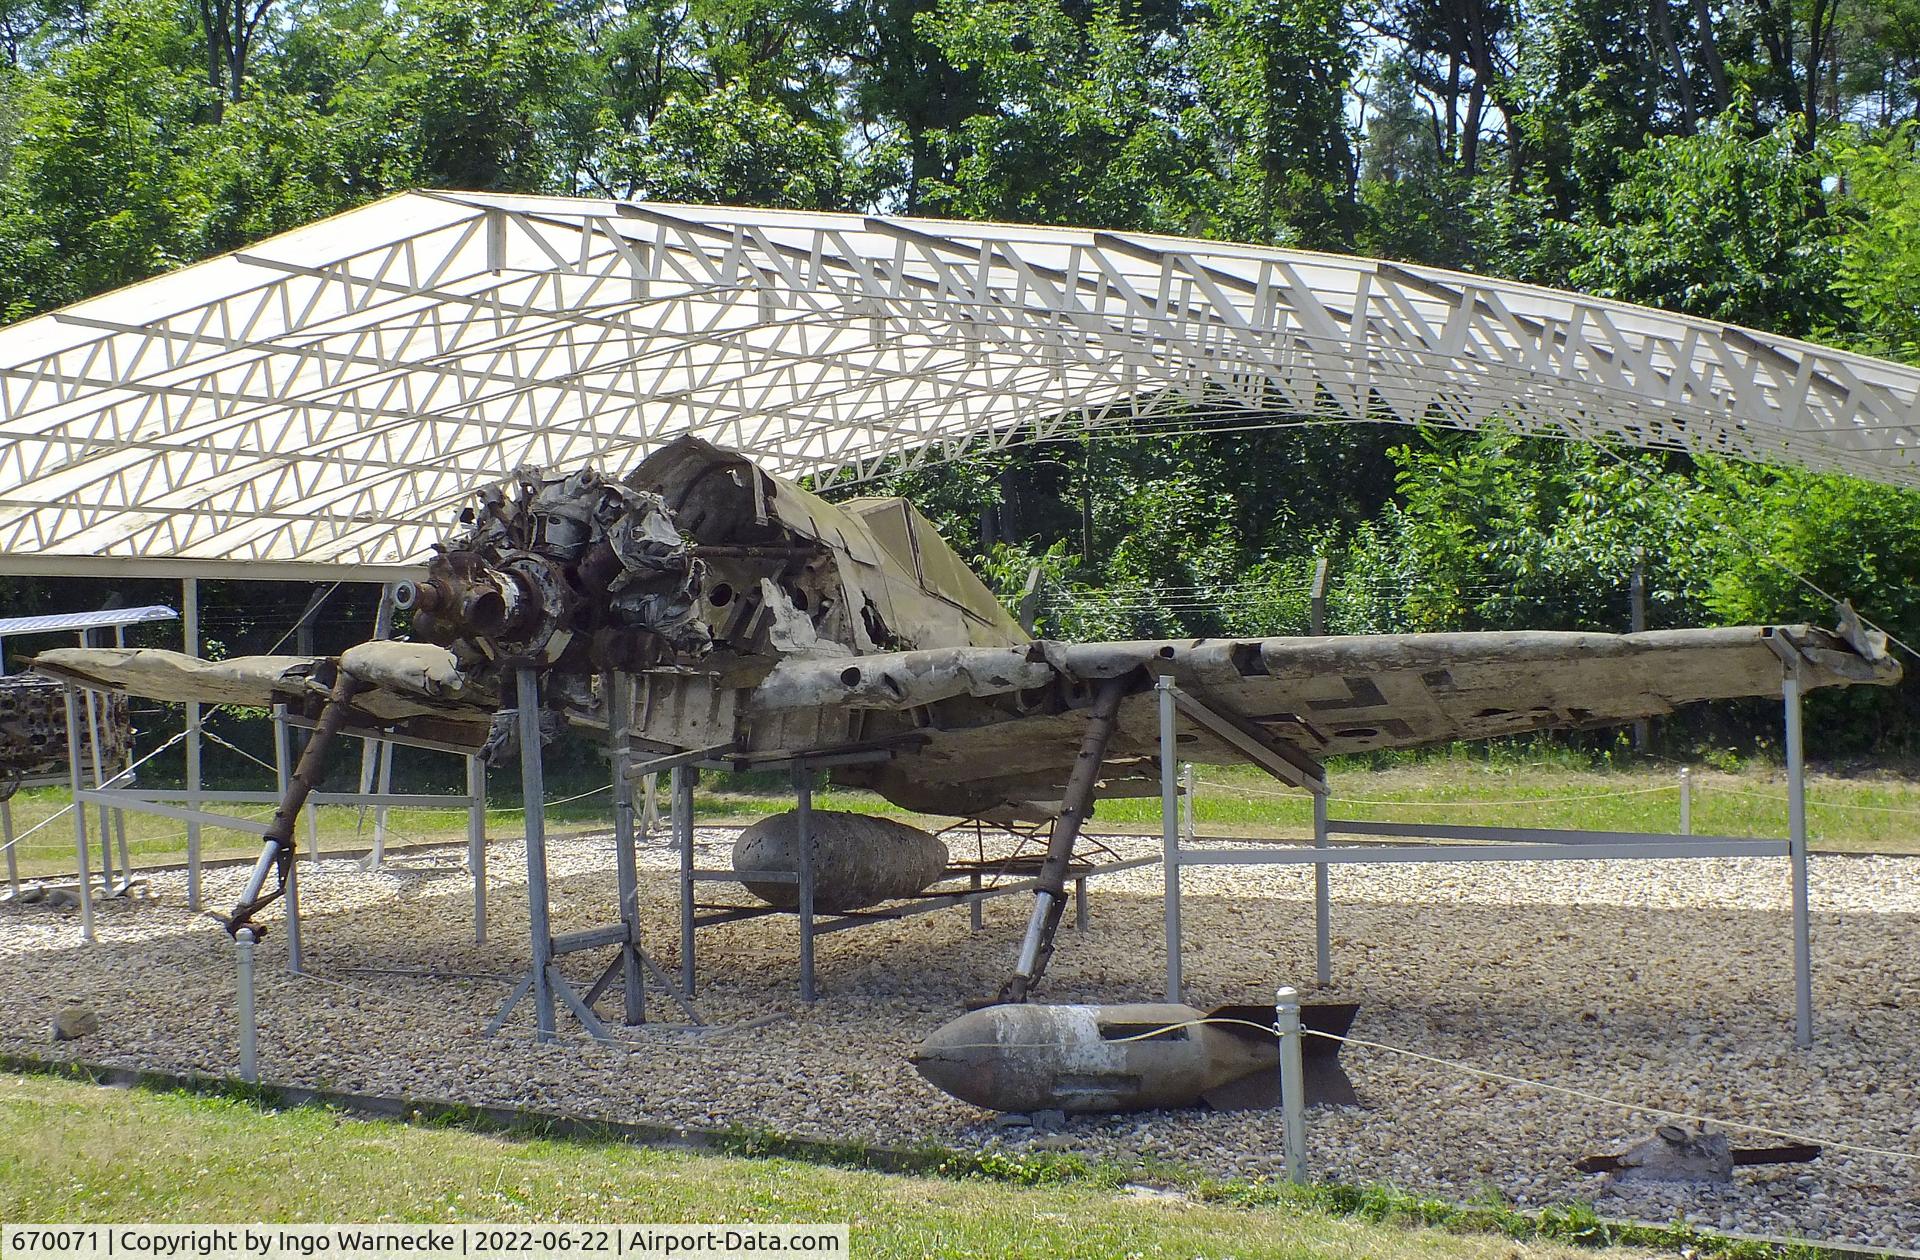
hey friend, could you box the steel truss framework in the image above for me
[2,191,1918,579]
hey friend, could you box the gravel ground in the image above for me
[2,828,1916,1251]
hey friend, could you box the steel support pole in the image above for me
[1160,677,1182,1003]
[359,586,396,868]
[673,764,696,997]
[2,800,16,901]
[272,706,303,975]
[62,687,94,942]
[1276,986,1308,1184]
[108,624,132,884]
[969,870,982,932]
[82,688,113,893]
[183,577,202,911]
[607,673,644,1025]
[794,764,818,1003]
[237,928,258,1083]
[467,756,488,944]
[1313,789,1331,988]
[516,670,556,1042]
[1784,671,1813,1048]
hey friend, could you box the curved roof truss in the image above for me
[0,190,1916,578]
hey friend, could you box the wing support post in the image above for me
[997,675,1129,1004]
[223,669,369,940]
[1171,688,1326,795]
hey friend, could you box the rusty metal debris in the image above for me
[1575,1123,1820,1182]
[0,674,126,796]
[910,1000,1358,1114]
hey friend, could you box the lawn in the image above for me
[0,1073,1655,1260]
[6,748,1919,880]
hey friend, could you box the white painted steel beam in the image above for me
[1,192,1915,576]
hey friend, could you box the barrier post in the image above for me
[237,927,258,1082]
[1276,985,1308,1183]
[1679,767,1692,835]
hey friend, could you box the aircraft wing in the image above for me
[766,621,1901,820]
[29,642,496,746]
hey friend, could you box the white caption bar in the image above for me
[3,1226,848,1260]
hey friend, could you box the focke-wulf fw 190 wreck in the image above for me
[33,436,1901,1114]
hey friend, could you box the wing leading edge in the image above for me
[812,622,1899,820]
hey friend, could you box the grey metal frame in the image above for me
[57,685,487,955]
[661,744,1156,1003]
[1159,675,1819,1047]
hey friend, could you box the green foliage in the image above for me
[1570,109,1842,334]
[1828,124,1920,361]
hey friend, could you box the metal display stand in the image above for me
[1158,659,1823,1047]
[60,692,488,953]
[488,668,696,1043]
[651,745,1157,1003]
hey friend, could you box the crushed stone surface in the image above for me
[2,828,1915,1250]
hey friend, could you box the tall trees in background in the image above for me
[3,0,1920,748]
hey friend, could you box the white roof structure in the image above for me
[1,190,1916,579]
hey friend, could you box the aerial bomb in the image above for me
[732,811,950,912]
[909,1001,1359,1114]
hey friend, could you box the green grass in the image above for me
[0,1072,1671,1258]
[8,750,1917,879]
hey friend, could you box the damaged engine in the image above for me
[0,674,127,795]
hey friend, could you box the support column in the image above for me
[607,674,644,1025]
[61,687,94,942]
[272,705,303,974]
[1160,676,1182,1003]
[1784,669,1813,1048]
[358,585,396,869]
[1313,788,1331,988]
[1002,675,1128,1004]
[81,688,114,894]
[3,799,16,901]
[183,577,202,912]
[793,764,818,1003]
[516,670,556,1042]
[673,764,696,997]
[467,756,488,944]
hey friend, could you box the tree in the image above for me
[1570,109,1842,334]
[1829,124,1920,360]
[1190,0,1361,246]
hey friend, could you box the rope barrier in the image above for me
[0,731,188,853]
[919,1015,1920,1166]
[485,784,613,815]
[1704,784,1920,818]
[1300,1026,1920,1165]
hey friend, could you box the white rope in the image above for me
[200,729,279,776]
[923,1015,1920,1166]
[1304,1027,1920,1165]
[485,784,612,815]
[1706,784,1920,818]
[0,731,189,853]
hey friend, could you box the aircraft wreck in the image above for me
[30,436,1904,999]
